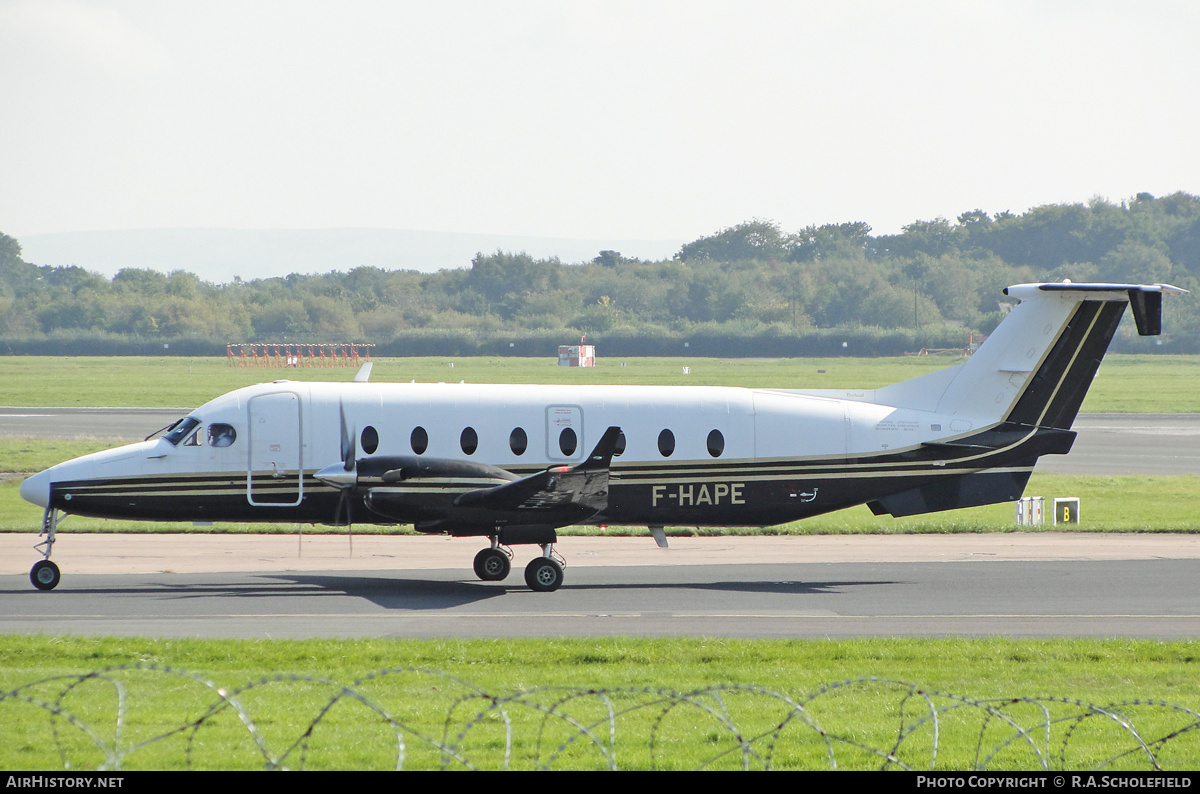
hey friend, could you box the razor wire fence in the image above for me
[3,664,1199,771]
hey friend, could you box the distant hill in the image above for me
[17,228,683,283]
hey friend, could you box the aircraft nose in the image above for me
[19,470,50,509]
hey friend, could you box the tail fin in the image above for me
[874,281,1185,429]
[863,281,1184,519]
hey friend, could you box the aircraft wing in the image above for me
[453,426,622,514]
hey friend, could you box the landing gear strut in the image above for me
[31,508,62,591]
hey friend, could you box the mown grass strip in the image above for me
[2,635,1199,770]
[2,354,1198,412]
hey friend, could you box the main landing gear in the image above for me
[472,540,564,592]
[473,543,512,581]
[30,508,62,591]
[524,551,564,592]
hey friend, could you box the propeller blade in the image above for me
[318,399,360,527]
[339,399,356,472]
[334,487,348,526]
[346,491,354,557]
[333,487,356,527]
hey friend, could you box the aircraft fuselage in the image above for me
[21,379,1020,530]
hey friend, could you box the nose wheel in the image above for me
[30,559,60,591]
[31,507,63,591]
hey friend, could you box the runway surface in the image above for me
[3,408,1199,475]
[0,406,184,442]
[1037,413,1200,475]
[2,409,1197,640]
[2,534,1199,639]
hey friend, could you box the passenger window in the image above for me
[411,426,428,455]
[361,426,379,455]
[707,429,724,457]
[559,427,577,456]
[208,424,236,448]
[658,429,675,457]
[509,427,528,455]
[460,427,478,455]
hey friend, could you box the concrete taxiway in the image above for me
[2,533,1198,639]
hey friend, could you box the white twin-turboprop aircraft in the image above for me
[19,281,1184,592]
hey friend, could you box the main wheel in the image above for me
[30,560,60,591]
[524,557,564,592]
[473,547,511,581]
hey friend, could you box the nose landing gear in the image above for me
[31,508,62,591]
[31,559,60,591]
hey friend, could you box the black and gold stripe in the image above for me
[1006,300,1126,429]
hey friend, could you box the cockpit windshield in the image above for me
[162,416,201,445]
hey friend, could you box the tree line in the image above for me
[2,191,1198,355]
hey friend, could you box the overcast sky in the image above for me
[2,0,1197,245]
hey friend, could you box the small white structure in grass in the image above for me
[558,344,595,367]
[1016,496,1045,526]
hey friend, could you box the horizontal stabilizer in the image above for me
[922,423,1076,456]
[868,469,1033,518]
[1024,282,1186,336]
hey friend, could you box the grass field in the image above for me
[3,635,1200,770]
[2,353,1199,412]
[2,355,1198,770]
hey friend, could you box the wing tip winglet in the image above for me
[579,426,622,471]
